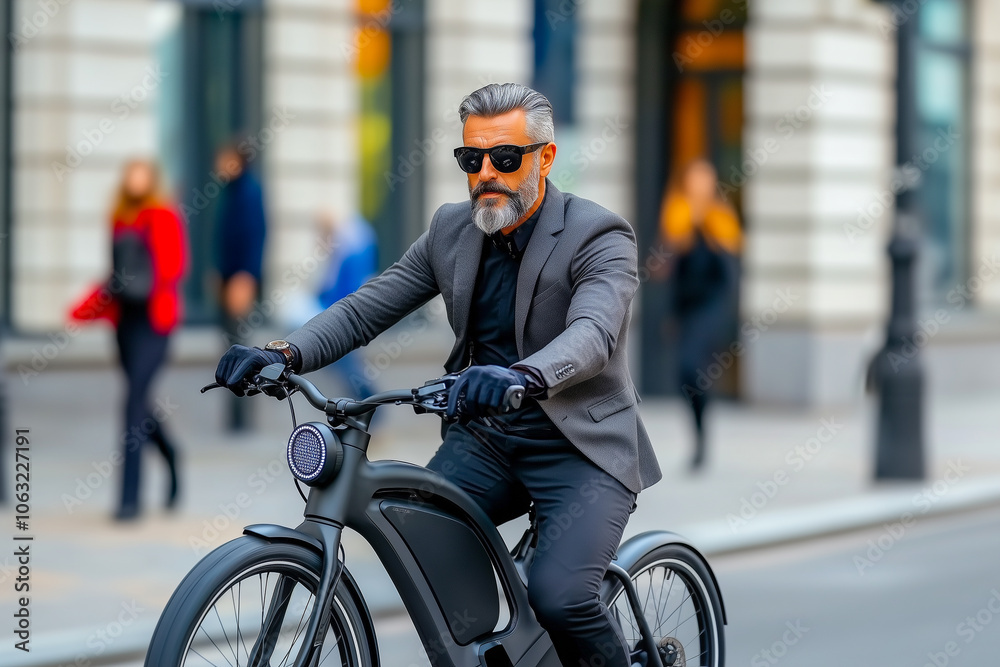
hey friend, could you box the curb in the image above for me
[678,471,1000,556]
[7,473,1000,667]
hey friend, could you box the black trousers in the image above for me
[222,311,250,430]
[115,305,175,511]
[427,421,637,667]
[676,296,729,442]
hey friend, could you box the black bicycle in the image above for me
[144,363,726,666]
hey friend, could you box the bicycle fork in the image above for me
[246,521,346,667]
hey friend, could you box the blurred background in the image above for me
[1,0,998,402]
[2,0,1000,666]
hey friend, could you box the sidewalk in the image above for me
[2,360,999,666]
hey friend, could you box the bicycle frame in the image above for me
[248,418,560,667]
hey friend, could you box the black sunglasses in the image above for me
[453,142,547,174]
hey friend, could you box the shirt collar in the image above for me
[488,196,545,260]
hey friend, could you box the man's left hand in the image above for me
[224,271,258,318]
[447,365,527,419]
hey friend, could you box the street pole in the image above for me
[874,0,925,480]
[874,214,925,479]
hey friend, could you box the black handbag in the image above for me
[112,228,154,304]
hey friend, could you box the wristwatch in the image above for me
[264,339,295,367]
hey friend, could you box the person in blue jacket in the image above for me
[214,143,267,431]
[314,210,378,398]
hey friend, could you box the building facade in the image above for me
[3,0,997,405]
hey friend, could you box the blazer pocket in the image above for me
[588,387,633,422]
[531,282,565,307]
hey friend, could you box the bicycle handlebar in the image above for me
[202,363,525,423]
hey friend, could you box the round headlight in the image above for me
[286,422,344,486]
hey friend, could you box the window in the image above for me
[358,0,426,268]
[158,2,264,324]
[912,0,969,303]
[671,0,746,209]
[533,0,577,126]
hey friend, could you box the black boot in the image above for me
[116,433,143,521]
[114,504,141,522]
[690,393,708,471]
[164,446,179,510]
[151,421,180,510]
[690,427,706,471]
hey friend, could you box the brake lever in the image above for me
[501,384,525,413]
[200,378,280,398]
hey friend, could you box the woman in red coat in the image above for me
[73,159,187,520]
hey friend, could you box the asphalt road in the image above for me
[106,504,1000,667]
[715,504,1000,667]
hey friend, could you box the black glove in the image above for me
[447,365,526,419]
[215,345,285,396]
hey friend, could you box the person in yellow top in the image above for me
[661,159,742,256]
[659,158,742,470]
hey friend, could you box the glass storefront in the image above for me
[913,0,970,303]
[158,2,264,323]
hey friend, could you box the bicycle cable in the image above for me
[279,383,309,504]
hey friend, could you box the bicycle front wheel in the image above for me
[145,537,374,667]
[606,543,725,667]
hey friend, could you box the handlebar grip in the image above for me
[502,384,525,413]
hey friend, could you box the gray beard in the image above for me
[471,157,541,235]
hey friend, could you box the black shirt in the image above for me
[467,196,559,435]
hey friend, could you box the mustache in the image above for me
[471,181,517,200]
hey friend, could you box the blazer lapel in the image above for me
[451,218,485,343]
[515,181,564,355]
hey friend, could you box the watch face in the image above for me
[267,340,290,351]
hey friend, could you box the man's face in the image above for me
[215,148,243,181]
[462,109,555,234]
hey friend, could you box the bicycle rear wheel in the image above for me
[145,536,375,667]
[605,543,725,667]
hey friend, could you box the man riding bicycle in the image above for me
[216,82,662,667]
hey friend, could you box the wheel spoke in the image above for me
[318,628,344,665]
[259,573,266,638]
[276,590,315,666]
[230,580,249,665]
[211,602,239,666]
[622,589,640,639]
[656,589,694,635]
[197,621,236,667]
[655,567,675,633]
[657,567,678,634]
[668,608,699,640]
[192,645,225,667]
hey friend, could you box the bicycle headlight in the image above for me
[286,422,344,486]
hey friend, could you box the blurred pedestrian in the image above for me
[70,159,188,520]
[660,158,741,470]
[280,210,379,399]
[214,143,267,431]
[315,210,379,398]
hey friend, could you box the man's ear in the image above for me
[539,143,557,178]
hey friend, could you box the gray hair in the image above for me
[458,83,555,143]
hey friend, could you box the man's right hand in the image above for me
[215,345,285,396]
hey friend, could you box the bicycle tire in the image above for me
[605,543,725,667]
[144,536,375,667]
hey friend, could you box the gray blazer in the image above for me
[285,181,661,493]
